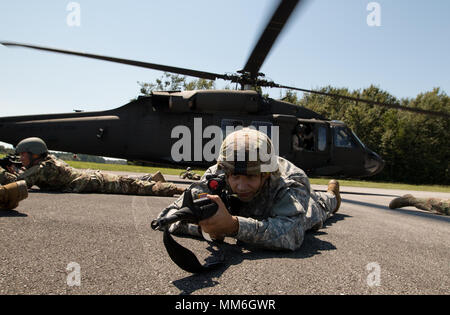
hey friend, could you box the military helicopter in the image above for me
[0,0,448,178]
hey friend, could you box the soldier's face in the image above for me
[227,173,270,202]
[19,152,31,168]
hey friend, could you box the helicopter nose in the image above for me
[364,150,385,176]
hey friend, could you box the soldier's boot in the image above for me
[155,183,186,197]
[139,172,165,182]
[175,186,185,195]
[327,179,341,214]
[309,221,323,232]
[151,171,166,183]
[0,180,28,210]
[389,194,415,209]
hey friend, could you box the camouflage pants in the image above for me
[389,194,450,215]
[304,191,337,231]
[68,171,179,197]
[410,197,449,215]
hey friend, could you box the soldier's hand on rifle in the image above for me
[198,194,239,240]
[6,165,17,174]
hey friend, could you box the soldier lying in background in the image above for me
[179,167,201,180]
[1,137,184,197]
[389,194,449,216]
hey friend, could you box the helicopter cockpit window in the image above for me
[333,126,356,148]
[221,119,244,139]
[351,130,366,149]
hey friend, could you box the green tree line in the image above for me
[272,86,449,185]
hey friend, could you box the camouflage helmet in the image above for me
[217,127,278,175]
[15,137,48,155]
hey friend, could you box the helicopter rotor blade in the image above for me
[274,84,450,118]
[2,41,447,118]
[0,41,229,81]
[242,0,302,78]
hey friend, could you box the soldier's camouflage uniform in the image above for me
[0,167,17,185]
[157,156,337,251]
[419,198,450,215]
[1,155,179,196]
[389,194,449,216]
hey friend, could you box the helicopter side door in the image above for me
[291,119,330,173]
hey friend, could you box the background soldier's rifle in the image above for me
[0,155,22,170]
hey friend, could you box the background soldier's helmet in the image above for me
[217,127,278,175]
[15,137,48,155]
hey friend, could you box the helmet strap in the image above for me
[255,173,270,197]
[28,153,44,169]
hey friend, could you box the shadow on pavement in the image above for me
[171,213,349,295]
[385,206,450,222]
[0,209,28,217]
[315,189,398,198]
[342,198,389,211]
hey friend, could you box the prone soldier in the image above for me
[2,137,184,197]
[389,194,449,215]
[157,128,341,251]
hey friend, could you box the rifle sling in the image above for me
[163,229,224,274]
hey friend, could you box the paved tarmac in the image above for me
[0,174,449,295]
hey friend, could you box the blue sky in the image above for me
[0,0,449,121]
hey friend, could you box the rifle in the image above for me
[0,155,22,170]
[151,173,236,273]
[151,174,229,230]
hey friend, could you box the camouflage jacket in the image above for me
[158,156,335,251]
[0,167,18,185]
[15,155,92,191]
[11,155,178,196]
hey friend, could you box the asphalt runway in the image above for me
[0,175,449,295]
